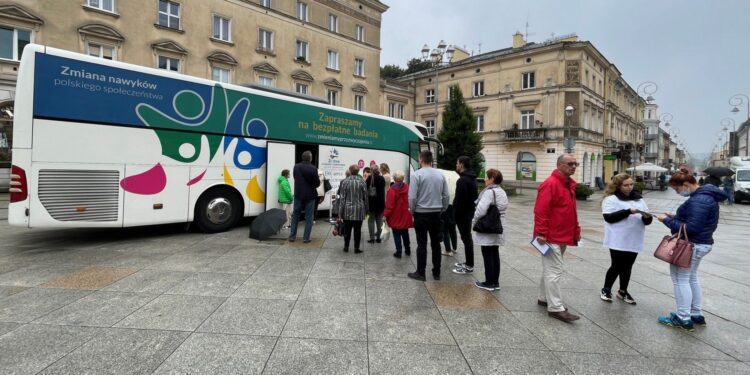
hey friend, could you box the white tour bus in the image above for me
[8,45,439,232]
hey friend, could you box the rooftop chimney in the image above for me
[512,32,525,48]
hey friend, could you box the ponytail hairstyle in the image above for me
[668,167,697,188]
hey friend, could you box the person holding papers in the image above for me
[600,174,652,305]
[533,154,582,323]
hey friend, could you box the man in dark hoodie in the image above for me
[452,156,479,275]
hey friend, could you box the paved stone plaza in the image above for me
[0,190,749,374]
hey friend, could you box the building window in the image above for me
[448,86,456,99]
[87,43,115,60]
[388,103,397,117]
[354,58,365,77]
[476,115,485,132]
[522,72,535,89]
[398,104,405,119]
[425,89,435,104]
[260,0,271,8]
[327,89,339,106]
[354,95,364,111]
[87,0,115,12]
[295,40,309,61]
[212,67,230,83]
[328,14,338,32]
[0,26,31,61]
[158,56,180,72]
[258,75,274,87]
[356,25,365,42]
[158,0,180,29]
[258,28,273,51]
[472,81,484,97]
[327,49,339,70]
[520,110,534,129]
[297,2,308,21]
[212,15,231,42]
[295,83,308,94]
[425,120,435,137]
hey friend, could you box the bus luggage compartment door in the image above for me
[265,142,296,212]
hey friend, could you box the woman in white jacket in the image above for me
[472,168,508,291]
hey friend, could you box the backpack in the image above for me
[472,189,503,234]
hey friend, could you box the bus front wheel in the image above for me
[194,187,242,233]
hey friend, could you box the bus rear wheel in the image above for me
[194,187,242,233]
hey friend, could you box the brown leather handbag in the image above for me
[654,224,694,268]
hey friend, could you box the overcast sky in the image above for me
[380,0,750,159]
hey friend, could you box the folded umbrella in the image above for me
[249,208,288,241]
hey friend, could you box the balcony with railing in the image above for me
[503,128,547,141]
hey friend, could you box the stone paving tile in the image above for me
[180,242,237,256]
[270,246,321,261]
[263,337,368,375]
[648,358,750,375]
[148,254,219,272]
[0,288,90,323]
[39,266,138,290]
[440,309,546,350]
[153,333,276,375]
[367,304,455,345]
[0,284,28,298]
[253,257,316,277]
[114,294,225,331]
[316,248,366,263]
[284,238,324,249]
[223,245,277,259]
[282,301,366,341]
[364,260,417,280]
[494,286,547,312]
[309,259,365,278]
[0,324,100,375]
[298,277,366,304]
[425,282,505,310]
[368,341,471,375]
[202,255,265,274]
[0,264,83,287]
[690,317,750,361]
[0,321,20,336]
[38,327,189,375]
[34,291,157,327]
[165,272,249,297]
[198,297,294,336]
[232,275,307,300]
[101,269,191,293]
[365,279,435,307]
[462,347,571,375]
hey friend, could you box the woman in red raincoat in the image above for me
[383,170,414,258]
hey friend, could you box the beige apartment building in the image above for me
[0,0,390,154]
[399,33,645,186]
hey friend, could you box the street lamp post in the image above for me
[729,94,750,119]
[564,104,575,153]
[721,118,736,158]
[657,113,673,167]
[421,41,455,137]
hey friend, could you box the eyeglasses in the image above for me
[566,162,579,167]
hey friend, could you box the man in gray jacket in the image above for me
[408,150,450,281]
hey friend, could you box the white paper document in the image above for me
[530,237,551,255]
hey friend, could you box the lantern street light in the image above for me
[420,41,455,137]
[564,104,575,153]
[729,94,750,119]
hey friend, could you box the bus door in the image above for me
[265,141,296,211]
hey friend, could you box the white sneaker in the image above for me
[441,250,455,257]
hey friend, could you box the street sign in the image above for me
[563,137,576,151]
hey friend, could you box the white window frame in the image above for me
[328,14,338,32]
[354,94,364,111]
[258,28,274,51]
[356,24,365,42]
[212,15,231,42]
[297,1,308,21]
[327,49,339,70]
[0,26,32,61]
[354,58,365,77]
[158,0,181,29]
[257,75,274,87]
[87,42,116,60]
[425,120,435,137]
[472,81,484,97]
[476,115,485,132]
[522,72,535,89]
[158,55,180,72]
[295,83,308,95]
[87,0,115,13]
[212,67,230,83]
[520,110,535,129]
[425,89,435,104]
[295,40,309,62]
[327,89,339,106]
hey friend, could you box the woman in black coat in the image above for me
[366,167,386,243]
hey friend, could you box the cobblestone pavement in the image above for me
[1,191,749,374]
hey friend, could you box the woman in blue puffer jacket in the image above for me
[656,167,727,331]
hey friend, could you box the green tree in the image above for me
[436,85,484,173]
[380,64,404,79]
[404,58,433,75]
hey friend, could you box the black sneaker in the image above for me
[407,272,426,281]
[474,281,498,291]
[691,315,706,325]
[393,252,402,259]
[404,249,411,256]
[343,247,349,253]
[452,265,473,274]
[376,239,382,243]
[617,290,636,305]
[367,239,376,243]
[433,273,441,281]
[354,249,363,254]
[600,288,613,302]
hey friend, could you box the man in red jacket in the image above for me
[534,154,582,323]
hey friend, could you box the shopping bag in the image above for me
[380,221,390,241]
[654,224,693,268]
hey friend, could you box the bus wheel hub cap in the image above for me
[207,198,232,224]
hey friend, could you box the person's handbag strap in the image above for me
[678,223,690,242]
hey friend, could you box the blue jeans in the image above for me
[289,198,315,241]
[670,244,712,320]
[392,229,410,254]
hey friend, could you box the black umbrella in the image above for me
[249,208,287,241]
[703,167,734,178]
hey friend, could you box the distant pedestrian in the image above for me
[656,168,727,330]
[313,169,326,222]
[472,168,508,291]
[407,150,450,281]
[453,156,479,275]
[338,164,369,253]
[704,175,721,187]
[440,169,459,257]
[380,163,393,240]
[698,176,705,186]
[277,169,293,229]
[289,151,320,243]
[383,171,413,258]
[723,176,734,205]
[534,154,582,323]
[600,173,652,305]
[366,167,386,243]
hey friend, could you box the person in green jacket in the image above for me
[278,169,294,228]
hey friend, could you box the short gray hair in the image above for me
[557,153,574,165]
[302,151,312,162]
[393,170,405,181]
